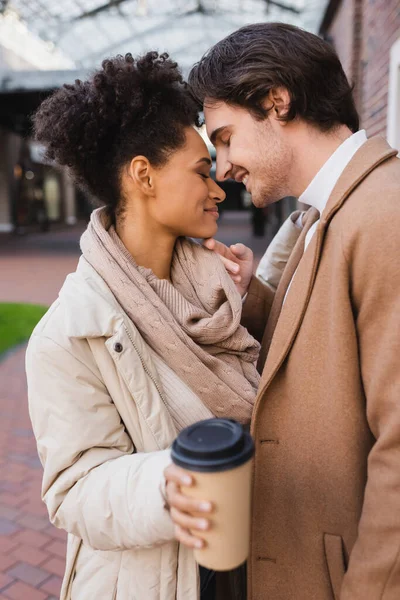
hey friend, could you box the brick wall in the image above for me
[361,0,400,137]
[329,0,355,79]
[323,0,400,137]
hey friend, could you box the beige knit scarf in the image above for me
[80,208,260,424]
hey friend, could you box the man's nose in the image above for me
[215,156,232,182]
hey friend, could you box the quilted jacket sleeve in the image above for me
[26,333,175,552]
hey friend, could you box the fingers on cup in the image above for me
[169,487,212,515]
[170,507,211,533]
[164,464,193,486]
[174,524,205,550]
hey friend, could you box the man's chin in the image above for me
[252,190,283,208]
[252,195,272,209]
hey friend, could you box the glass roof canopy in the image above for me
[3,0,321,75]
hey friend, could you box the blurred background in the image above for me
[0,1,399,598]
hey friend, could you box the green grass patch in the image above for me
[0,303,48,356]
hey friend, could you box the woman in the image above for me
[26,52,301,600]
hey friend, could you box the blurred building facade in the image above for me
[0,0,330,234]
[0,9,78,233]
[320,0,400,150]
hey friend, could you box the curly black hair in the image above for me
[33,52,200,215]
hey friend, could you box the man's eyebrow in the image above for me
[196,157,212,166]
[209,126,229,145]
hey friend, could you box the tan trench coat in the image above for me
[242,137,400,600]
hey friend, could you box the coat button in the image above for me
[114,342,123,353]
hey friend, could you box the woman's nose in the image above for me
[210,179,226,203]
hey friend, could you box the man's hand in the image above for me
[203,238,254,297]
[164,463,213,550]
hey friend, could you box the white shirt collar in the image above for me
[299,130,368,215]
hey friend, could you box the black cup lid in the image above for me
[171,418,254,473]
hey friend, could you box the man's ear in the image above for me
[264,87,291,121]
[127,156,156,196]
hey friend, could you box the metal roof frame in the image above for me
[5,0,306,71]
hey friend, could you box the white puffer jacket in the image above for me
[27,257,198,600]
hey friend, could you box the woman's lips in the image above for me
[204,208,219,218]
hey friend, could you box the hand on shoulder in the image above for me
[202,238,254,297]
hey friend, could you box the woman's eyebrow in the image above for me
[196,157,212,166]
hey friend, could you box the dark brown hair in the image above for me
[189,22,359,133]
[33,52,200,215]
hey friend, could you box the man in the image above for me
[165,22,400,599]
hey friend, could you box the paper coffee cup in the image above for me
[171,418,254,571]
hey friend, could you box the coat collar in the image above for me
[322,136,397,226]
[253,137,398,416]
[58,256,125,338]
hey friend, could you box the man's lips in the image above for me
[233,171,250,192]
[234,170,249,185]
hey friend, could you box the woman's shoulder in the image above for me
[29,256,125,352]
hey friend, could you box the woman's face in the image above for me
[149,127,226,239]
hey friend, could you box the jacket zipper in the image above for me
[123,325,169,410]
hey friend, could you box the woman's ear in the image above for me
[127,156,156,196]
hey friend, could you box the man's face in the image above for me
[204,100,293,208]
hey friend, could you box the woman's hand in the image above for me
[164,463,213,550]
[203,238,253,297]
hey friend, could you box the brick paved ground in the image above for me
[0,345,66,600]
[0,225,84,306]
[0,212,271,598]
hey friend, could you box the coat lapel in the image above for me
[257,207,320,372]
[252,137,398,423]
[258,220,324,391]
